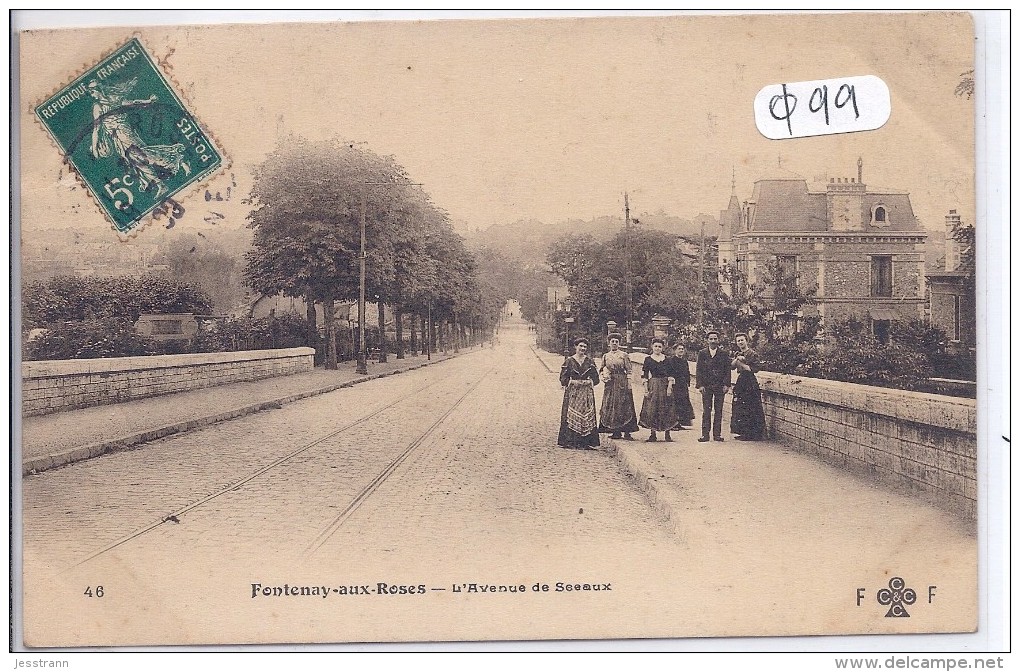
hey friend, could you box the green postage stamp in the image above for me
[34,38,224,235]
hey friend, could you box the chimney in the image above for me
[945,209,962,271]
[827,163,867,231]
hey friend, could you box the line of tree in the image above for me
[243,137,503,369]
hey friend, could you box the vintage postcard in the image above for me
[15,12,992,649]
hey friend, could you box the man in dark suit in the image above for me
[695,330,732,442]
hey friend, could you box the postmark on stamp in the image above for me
[34,37,224,236]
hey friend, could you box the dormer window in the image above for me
[870,204,890,227]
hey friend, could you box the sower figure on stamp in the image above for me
[557,337,601,449]
[597,332,638,440]
[88,78,190,198]
[695,330,731,442]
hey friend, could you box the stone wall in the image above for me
[757,372,977,521]
[823,302,920,323]
[22,348,315,417]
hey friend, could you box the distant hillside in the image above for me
[463,211,719,269]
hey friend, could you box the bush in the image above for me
[193,313,311,353]
[796,341,932,390]
[23,312,316,361]
[753,317,951,393]
[24,318,155,360]
[23,273,213,327]
[668,315,971,396]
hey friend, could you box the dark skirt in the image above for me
[672,384,696,427]
[639,377,678,431]
[558,382,600,448]
[730,372,767,439]
[599,373,639,434]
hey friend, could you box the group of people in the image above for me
[556,330,767,449]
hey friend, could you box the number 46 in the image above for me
[84,586,104,597]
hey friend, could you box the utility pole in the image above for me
[357,185,368,374]
[699,216,706,327]
[624,191,633,354]
[355,179,423,376]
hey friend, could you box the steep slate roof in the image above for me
[718,193,741,241]
[745,179,921,233]
[861,193,921,231]
[748,179,827,232]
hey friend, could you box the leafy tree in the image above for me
[546,233,601,288]
[950,216,975,289]
[154,234,243,314]
[546,228,693,341]
[720,258,817,342]
[245,137,428,369]
[516,269,558,323]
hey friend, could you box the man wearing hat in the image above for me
[695,330,732,442]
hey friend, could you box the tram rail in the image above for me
[63,365,493,572]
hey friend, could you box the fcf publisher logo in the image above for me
[856,577,936,617]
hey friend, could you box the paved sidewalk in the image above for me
[530,344,974,555]
[20,350,464,475]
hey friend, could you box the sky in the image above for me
[18,11,978,238]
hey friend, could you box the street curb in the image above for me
[606,439,691,546]
[529,345,557,373]
[22,354,459,477]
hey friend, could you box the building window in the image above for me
[870,204,890,227]
[953,295,962,342]
[871,256,893,297]
[872,319,891,345]
[776,255,797,276]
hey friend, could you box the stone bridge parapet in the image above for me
[22,348,315,417]
[757,372,977,522]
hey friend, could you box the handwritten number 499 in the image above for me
[84,586,104,598]
[769,83,860,137]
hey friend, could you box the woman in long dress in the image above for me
[730,333,767,440]
[597,332,638,440]
[639,338,679,442]
[557,337,601,449]
[668,341,696,429]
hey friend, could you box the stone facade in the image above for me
[757,372,977,522]
[721,162,928,331]
[22,348,315,416]
[926,210,976,348]
[928,273,974,345]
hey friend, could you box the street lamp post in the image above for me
[624,192,633,354]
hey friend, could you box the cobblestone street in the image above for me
[23,325,684,645]
[21,323,976,647]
